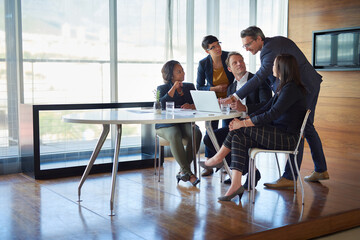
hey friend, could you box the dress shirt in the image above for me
[235,72,249,106]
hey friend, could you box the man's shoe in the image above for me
[243,170,261,189]
[304,171,329,182]
[201,168,214,176]
[264,177,294,189]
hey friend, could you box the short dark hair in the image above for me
[161,60,181,84]
[201,35,219,50]
[241,26,265,41]
[225,51,243,67]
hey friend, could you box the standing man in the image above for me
[223,26,329,188]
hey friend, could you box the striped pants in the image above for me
[223,125,298,173]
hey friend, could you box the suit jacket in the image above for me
[196,51,234,91]
[155,82,195,129]
[227,72,272,114]
[250,82,307,135]
[235,36,322,100]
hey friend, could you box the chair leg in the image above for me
[248,153,252,193]
[197,150,200,180]
[293,155,305,205]
[287,154,297,193]
[154,135,158,175]
[275,153,281,178]
[251,156,256,203]
[158,143,161,182]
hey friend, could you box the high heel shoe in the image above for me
[176,172,190,183]
[218,186,245,201]
[189,175,200,187]
[176,173,182,184]
[199,161,223,170]
[180,173,190,182]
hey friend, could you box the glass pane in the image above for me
[21,0,110,104]
[193,0,207,82]
[219,0,250,66]
[117,0,166,103]
[39,109,142,170]
[39,109,112,170]
[0,0,19,161]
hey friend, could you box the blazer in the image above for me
[250,82,307,135]
[227,72,272,114]
[196,51,234,91]
[234,36,323,100]
[155,82,195,129]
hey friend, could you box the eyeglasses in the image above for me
[207,42,222,51]
[242,39,255,49]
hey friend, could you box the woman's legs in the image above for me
[156,125,192,175]
[179,123,202,184]
[223,126,298,197]
[179,123,202,167]
[204,145,231,166]
[224,169,243,196]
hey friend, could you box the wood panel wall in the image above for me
[288,0,360,160]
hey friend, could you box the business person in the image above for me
[222,26,329,188]
[156,60,202,186]
[196,35,234,177]
[202,51,272,186]
[201,54,307,201]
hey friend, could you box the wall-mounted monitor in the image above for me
[312,27,360,71]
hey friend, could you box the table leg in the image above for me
[78,124,110,202]
[109,124,122,216]
[204,121,232,179]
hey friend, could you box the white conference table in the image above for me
[63,108,242,215]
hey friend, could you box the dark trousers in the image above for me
[223,125,298,174]
[204,119,230,158]
[283,86,327,180]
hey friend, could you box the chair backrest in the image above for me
[293,109,311,153]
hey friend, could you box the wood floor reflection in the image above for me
[1,151,359,240]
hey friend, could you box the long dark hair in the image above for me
[274,54,306,94]
[161,60,180,84]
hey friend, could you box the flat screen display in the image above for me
[312,27,360,71]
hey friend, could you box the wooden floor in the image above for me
[1,150,360,240]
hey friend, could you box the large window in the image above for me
[0,0,288,174]
[22,0,110,104]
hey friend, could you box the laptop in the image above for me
[190,90,221,113]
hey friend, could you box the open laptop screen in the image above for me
[190,90,221,113]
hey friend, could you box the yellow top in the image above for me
[213,66,229,98]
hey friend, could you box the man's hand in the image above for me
[231,100,246,112]
[220,95,237,105]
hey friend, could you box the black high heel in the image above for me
[176,173,182,184]
[218,186,245,201]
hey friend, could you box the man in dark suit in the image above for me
[202,52,272,185]
[223,26,329,188]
